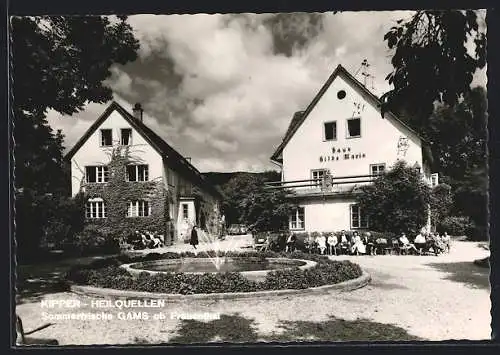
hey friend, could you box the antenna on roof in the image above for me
[360,59,372,88]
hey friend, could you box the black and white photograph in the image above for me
[10,7,491,346]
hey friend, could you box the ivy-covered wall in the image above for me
[80,147,173,244]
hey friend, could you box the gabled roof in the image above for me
[270,64,429,163]
[65,101,222,199]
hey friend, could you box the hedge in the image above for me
[65,251,362,294]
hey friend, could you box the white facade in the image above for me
[271,65,434,233]
[67,102,220,243]
[70,110,164,196]
[282,75,426,183]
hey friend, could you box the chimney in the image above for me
[132,103,144,122]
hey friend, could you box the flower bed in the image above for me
[65,251,362,295]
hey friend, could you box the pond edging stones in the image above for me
[70,270,371,301]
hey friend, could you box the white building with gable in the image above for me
[269,64,437,233]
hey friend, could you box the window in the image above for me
[100,129,112,146]
[127,200,150,217]
[370,164,386,176]
[350,204,369,229]
[127,165,149,182]
[179,180,193,196]
[85,166,109,183]
[346,118,361,138]
[121,128,132,145]
[431,173,439,187]
[324,121,337,141]
[311,169,328,187]
[290,207,305,230]
[182,203,189,220]
[86,198,107,219]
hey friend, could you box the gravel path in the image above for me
[16,239,490,344]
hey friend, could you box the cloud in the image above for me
[46,11,488,174]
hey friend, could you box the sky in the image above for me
[46,11,488,173]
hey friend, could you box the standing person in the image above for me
[441,232,451,253]
[190,225,199,252]
[285,233,296,252]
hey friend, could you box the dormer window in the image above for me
[121,128,132,145]
[100,129,112,146]
[324,121,337,141]
[346,118,361,138]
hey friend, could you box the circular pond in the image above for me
[121,257,317,282]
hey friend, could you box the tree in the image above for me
[12,16,139,194]
[238,175,294,232]
[12,16,139,116]
[425,86,487,237]
[356,161,432,235]
[220,171,292,232]
[430,183,453,228]
[220,171,280,226]
[426,86,487,177]
[381,10,486,124]
[12,16,139,261]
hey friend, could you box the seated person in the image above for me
[316,233,327,255]
[285,233,296,252]
[413,232,427,253]
[364,232,375,255]
[327,233,338,255]
[305,233,316,253]
[350,231,366,255]
[399,233,419,254]
[429,233,446,254]
[339,231,349,254]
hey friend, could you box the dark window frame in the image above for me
[120,128,132,146]
[323,121,337,141]
[100,129,113,147]
[346,117,361,139]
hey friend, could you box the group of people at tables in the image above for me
[285,230,451,256]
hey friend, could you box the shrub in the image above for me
[62,224,121,256]
[65,251,362,294]
[437,216,475,236]
[356,161,432,235]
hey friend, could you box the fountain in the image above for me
[120,206,317,281]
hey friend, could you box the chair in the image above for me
[415,242,427,255]
[253,233,268,251]
[384,241,395,255]
[391,239,400,255]
[374,238,390,255]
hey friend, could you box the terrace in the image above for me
[264,173,378,198]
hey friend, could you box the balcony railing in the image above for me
[264,173,380,196]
